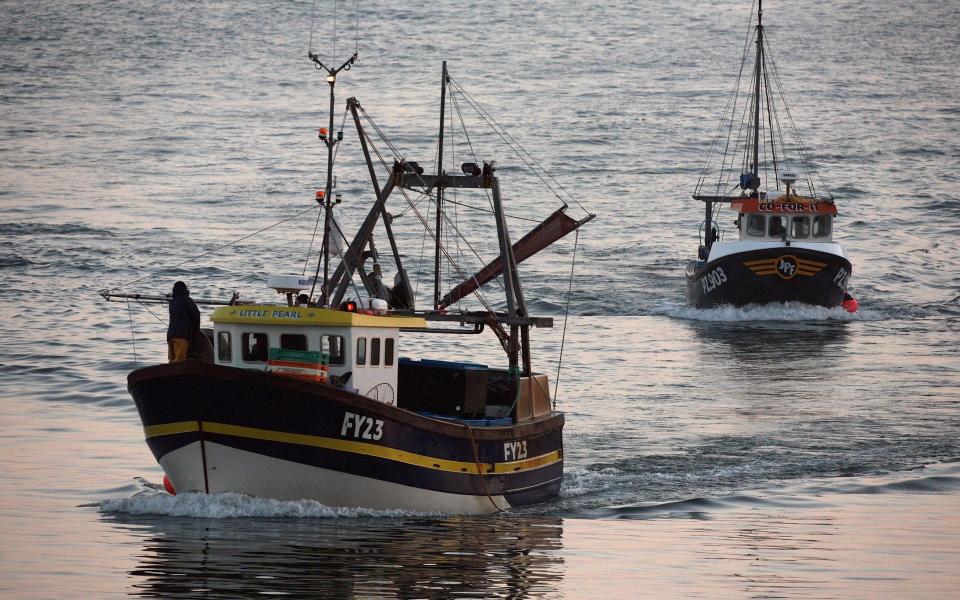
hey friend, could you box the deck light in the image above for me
[318,127,328,139]
[339,300,358,312]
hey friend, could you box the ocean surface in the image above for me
[1,0,959,597]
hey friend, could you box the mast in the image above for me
[434,62,448,310]
[307,50,357,307]
[752,0,763,185]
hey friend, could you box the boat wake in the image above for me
[558,462,960,520]
[98,478,441,519]
[559,465,625,499]
[664,302,886,322]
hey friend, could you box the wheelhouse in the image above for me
[210,305,426,405]
[731,195,836,243]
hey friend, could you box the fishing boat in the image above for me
[686,0,853,309]
[101,53,592,514]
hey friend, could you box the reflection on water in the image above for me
[684,320,852,357]
[101,473,960,599]
[106,515,563,598]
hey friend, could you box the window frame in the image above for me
[320,334,345,365]
[768,215,786,238]
[746,214,766,237]
[790,215,811,239]
[217,331,232,362]
[384,338,395,367]
[280,333,307,351]
[356,337,367,367]
[813,214,832,238]
[241,332,269,363]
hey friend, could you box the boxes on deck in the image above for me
[267,348,330,384]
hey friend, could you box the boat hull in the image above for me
[128,362,563,514]
[686,246,852,308]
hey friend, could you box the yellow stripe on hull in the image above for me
[144,421,561,475]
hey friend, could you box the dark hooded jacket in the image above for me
[167,281,200,341]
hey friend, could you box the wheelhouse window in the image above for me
[384,338,395,367]
[746,214,765,237]
[370,338,381,366]
[791,216,811,239]
[320,334,344,365]
[356,337,366,366]
[813,215,832,238]
[217,331,232,362]
[769,216,786,237]
[242,333,268,362]
[280,334,307,351]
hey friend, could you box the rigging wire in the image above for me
[553,228,579,408]
[137,300,168,326]
[698,0,828,201]
[414,200,431,300]
[447,91,459,308]
[440,197,541,223]
[357,106,505,307]
[390,190,430,219]
[448,88,496,214]
[694,0,757,197]
[765,37,827,197]
[447,76,590,216]
[126,298,138,365]
[355,120,501,315]
[112,204,320,291]
[761,49,780,187]
[308,0,318,53]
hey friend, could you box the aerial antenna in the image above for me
[306,1,360,306]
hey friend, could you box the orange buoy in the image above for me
[162,474,176,496]
[842,293,859,313]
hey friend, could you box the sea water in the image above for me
[1,0,958,597]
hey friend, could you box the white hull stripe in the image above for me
[160,442,511,514]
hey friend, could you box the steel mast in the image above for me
[752,0,763,186]
[434,62,448,309]
[307,50,357,307]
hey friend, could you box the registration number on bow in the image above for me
[341,412,384,441]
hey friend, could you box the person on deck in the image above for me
[167,281,200,363]
[370,263,391,301]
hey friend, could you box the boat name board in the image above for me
[237,309,303,319]
[729,199,837,216]
[758,202,824,213]
[212,305,428,328]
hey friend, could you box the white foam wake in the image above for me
[99,481,439,519]
[665,302,886,322]
[560,465,624,498]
